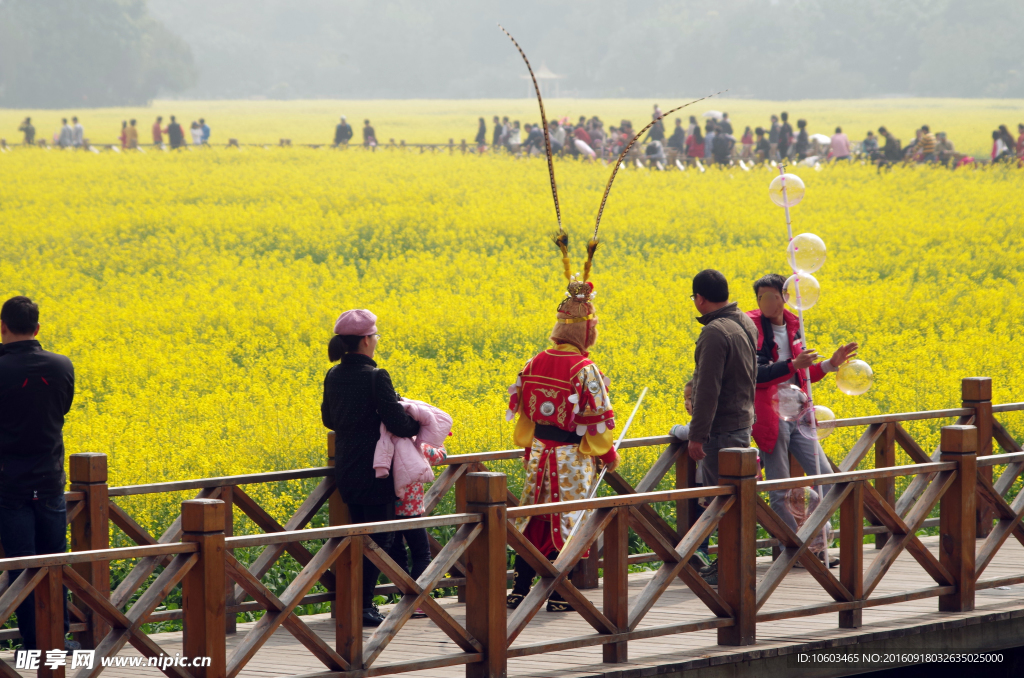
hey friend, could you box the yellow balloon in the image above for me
[797,405,837,441]
[837,360,874,396]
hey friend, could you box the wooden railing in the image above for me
[0,376,1020,677]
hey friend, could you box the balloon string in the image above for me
[778,164,829,569]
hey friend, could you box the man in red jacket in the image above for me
[748,274,857,561]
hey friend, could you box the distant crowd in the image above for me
[10,110,1023,169]
[15,115,212,150]
[466,105,1024,169]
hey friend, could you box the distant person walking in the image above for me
[719,112,733,135]
[877,126,902,170]
[992,130,1011,162]
[57,119,73,148]
[200,118,210,144]
[861,130,878,156]
[686,124,705,159]
[794,119,809,160]
[362,119,377,149]
[334,116,353,146]
[740,126,753,160]
[475,117,487,152]
[126,119,139,149]
[70,117,84,148]
[167,116,185,149]
[152,116,165,145]
[830,127,851,161]
[119,121,128,149]
[667,118,686,155]
[491,115,502,149]
[190,121,204,145]
[918,125,936,163]
[18,118,35,145]
[778,112,792,160]
[768,115,780,161]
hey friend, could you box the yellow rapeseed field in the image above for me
[0,137,1022,536]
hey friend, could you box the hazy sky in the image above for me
[148,0,1024,101]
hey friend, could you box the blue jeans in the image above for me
[762,419,834,535]
[0,493,70,648]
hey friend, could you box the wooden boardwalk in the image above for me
[10,535,1022,678]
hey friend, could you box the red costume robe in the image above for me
[507,344,618,553]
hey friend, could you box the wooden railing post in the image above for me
[221,485,236,634]
[327,431,350,620]
[963,377,995,538]
[455,468,469,602]
[602,505,629,663]
[181,499,227,678]
[839,480,864,628]
[36,565,65,678]
[335,535,364,670]
[716,447,757,646]
[465,472,508,678]
[674,440,697,540]
[939,425,977,613]
[873,422,896,548]
[69,453,109,648]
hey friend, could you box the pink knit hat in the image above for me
[333,309,378,336]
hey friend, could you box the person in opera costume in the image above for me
[504,274,619,612]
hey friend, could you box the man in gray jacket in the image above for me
[687,269,757,488]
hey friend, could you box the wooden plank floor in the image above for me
[6,536,1024,677]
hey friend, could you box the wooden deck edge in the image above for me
[562,607,1024,677]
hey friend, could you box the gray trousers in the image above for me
[761,418,834,534]
[699,427,752,488]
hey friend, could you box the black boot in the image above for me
[507,555,536,609]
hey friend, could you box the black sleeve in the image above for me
[321,371,335,430]
[65,361,75,415]
[757,359,792,384]
[374,369,421,438]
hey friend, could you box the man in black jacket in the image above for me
[334,116,353,146]
[0,297,75,649]
[322,309,420,626]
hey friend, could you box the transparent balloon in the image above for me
[837,359,874,396]
[769,173,805,207]
[784,487,834,554]
[771,383,809,421]
[783,273,820,311]
[797,405,837,440]
[787,233,827,275]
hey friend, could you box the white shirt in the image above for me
[772,323,792,361]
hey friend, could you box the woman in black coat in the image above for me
[321,310,420,626]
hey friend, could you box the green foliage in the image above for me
[0,0,195,107]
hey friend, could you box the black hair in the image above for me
[781,112,789,121]
[327,334,366,362]
[753,273,787,297]
[835,126,842,133]
[878,126,887,134]
[755,126,765,135]
[797,119,807,129]
[921,125,929,133]
[1,296,39,335]
[130,119,136,125]
[692,270,729,303]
